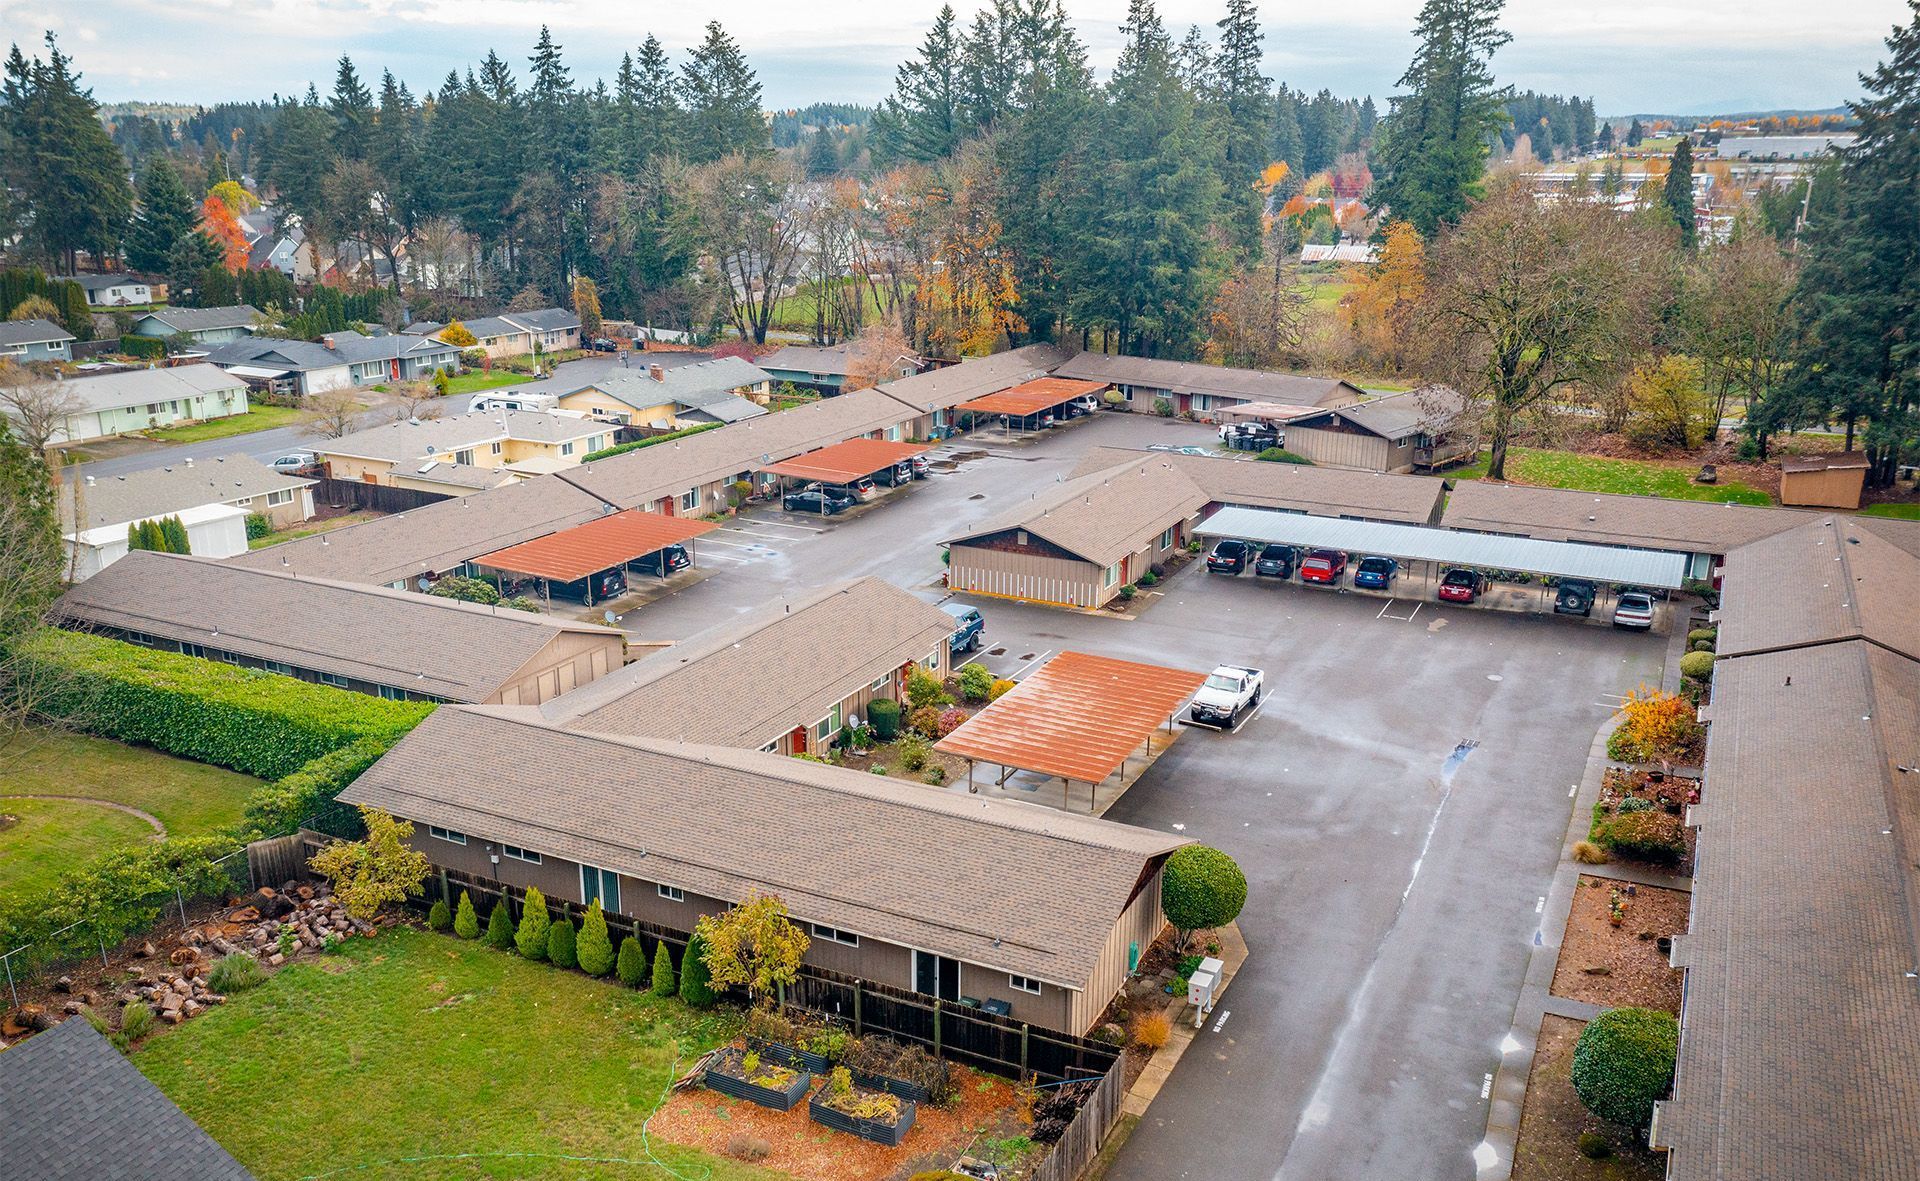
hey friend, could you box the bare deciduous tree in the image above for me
[0,361,87,455]
[390,380,444,423]
[304,388,364,440]
[680,153,810,345]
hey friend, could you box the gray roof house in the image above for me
[0,317,76,362]
[208,331,460,396]
[129,305,262,345]
[15,363,251,447]
[1051,350,1365,420]
[0,1016,253,1181]
[1276,385,1475,473]
[557,356,772,427]
[315,410,614,489]
[59,453,316,579]
[59,273,154,306]
[436,309,582,357]
[761,343,927,392]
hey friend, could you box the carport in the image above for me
[472,509,719,608]
[1212,401,1323,424]
[935,650,1208,813]
[1194,505,1687,620]
[753,437,930,488]
[959,377,1109,432]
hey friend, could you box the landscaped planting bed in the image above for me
[1511,1016,1666,1181]
[1551,876,1689,1013]
[703,1045,813,1111]
[809,1067,917,1146]
[1588,769,1699,873]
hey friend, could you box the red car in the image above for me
[1437,567,1486,603]
[1298,549,1348,585]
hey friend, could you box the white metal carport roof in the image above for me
[1196,505,1690,588]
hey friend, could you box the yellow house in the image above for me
[318,411,613,491]
[556,356,773,431]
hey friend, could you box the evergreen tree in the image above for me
[616,936,646,987]
[328,56,374,160]
[873,4,961,164]
[485,893,516,948]
[1626,117,1644,147]
[804,127,839,178]
[263,94,336,231]
[514,886,550,959]
[126,157,197,274]
[628,35,682,168]
[1596,121,1616,153]
[166,232,225,307]
[0,35,134,273]
[1212,0,1272,258]
[373,72,422,237]
[650,941,677,997]
[575,899,614,976]
[546,913,577,969]
[679,932,717,1006]
[427,898,451,931]
[159,515,190,554]
[0,409,59,638]
[453,891,479,939]
[679,22,767,162]
[1372,0,1512,236]
[1663,136,1697,249]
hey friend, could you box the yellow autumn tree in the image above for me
[916,142,1025,357]
[693,890,810,1008]
[1340,220,1426,374]
[439,320,478,348]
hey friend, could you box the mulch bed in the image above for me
[653,1051,1032,1181]
[1551,876,1688,1013]
[1512,1016,1667,1181]
[1086,924,1188,1090]
[1593,768,1700,875]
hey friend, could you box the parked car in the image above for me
[827,477,878,502]
[547,567,627,604]
[1555,578,1598,617]
[1298,549,1349,585]
[630,543,689,577]
[588,337,618,352]
[910,454,932,479]
[1612,590,1656,630]
[1254,543,1298,579]
[1189,665,1263,727]
[269,451,317,474]
[1207,539,1252,574]
[874,461,915,487]
[783,487,848,515]
[1436,568,1486,603]
[1069,394,1102,415]
[1218,422,1279,451]
[1352,556,1399,589]
[942,602,986,654]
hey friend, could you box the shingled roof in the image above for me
[341,707,1188,987]
[1051,350,1363,407]
[1714,516,1920,661]
[58,454,312,533]
[1069,447,1447,524]
[947,459,1210,568]
[1441,482,1817,554]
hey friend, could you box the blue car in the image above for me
[1352,556,1399,589]
[942,602,985,654]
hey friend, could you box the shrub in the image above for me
[923,766,946,785]
[1162,845,1248,944]
[453,891,479,939]
[724,1133,772,1162]
[679,933,717,1007]
[867,698,901,740]
[1686,628,1717,647]
[308,809,431,920]
[119,334,167,358]
[1255,447,1312,464]
[547,914,578,969]
[906,669,946,710]
[1594,810,1688,865]
[871,765,888,775]
[989,678,1015,701]
[908,705,942,738]
[581,421,723,463]
[616,936,646,987]
[1571,1007,1677,1129]
[650,940,677,996]
[15,631,432,781]
[207,953,266,994]
[1571,840,1610,864]
[1152,397,1174,416]
[244,512,273,540]
[515,887,551,959]
[485,894,516,949]
[1610,685,1699,763]
[1137,570,1159,587]
[935,707,967,737]
[1617,796,1654,814]
[1117,584,1137,600]
[1132,1010,1172,1049]
[576,899,614,976]
[118,1000,154,1043]
[956,662,994,702]
[1679,651,1715,682]
[242,736,394,840]
[1577,1132,1615,1159]
[897,733,930,771]
[427,898,451,931]
[427,574,500,605]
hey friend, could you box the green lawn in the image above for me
[0,729,260,897]
[1292,269,1354,313]
[445,370,534,397]
[1860,502,1920,520]
[135,928,780,1181]
[143,404,305,444]
[1448,447,1773,504]
[249,511,382,549]
[770,278,899,332]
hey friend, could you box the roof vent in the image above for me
[184,458,193,468]
[85,475,95,486]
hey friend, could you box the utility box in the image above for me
[1187,955,1225,1024]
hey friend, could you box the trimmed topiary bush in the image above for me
[679,932,717,1007]
[1679,651,1715,681]
[1686,628,1716,647]
[576,900,614,976]
[453,891,479,939]
[514,887,550,959]
[616,936,646,987]
[867,698,901,741]
[486,893,515,949]
[957,662,994,702]
[547,914,578,969]
[1594,810,1688,866]
[1162,845,1248,944]
[427,898,451,931]
[651,940,677,996]
[1571,1007,1677,1129]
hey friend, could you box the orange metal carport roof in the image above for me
[935,651,1207,784]
[474,510,717,582]
[959,377,1109,417]
[754,437,930,483]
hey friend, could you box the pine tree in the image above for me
[616,936,646,987]
[1213,0,1272,258]
[546,913,577,969]
[679,22,767,162]
[1626,117,1644,147]
[679,933,716,1007]
[514,886,550,959]
[485,893,516,948]
[427,898,451,931]
[453,891,479,939]
[873,4,962,164]
[1663,136,1697,250]
[804,127,838,178]
[328,56,374,160]
[650,941,677,997]
[627,35,681,168]
[0,36,134,273]
[126,157,197,274]
[1372,0,1512,236]
[576,899,614,976]
[159,515,190,554]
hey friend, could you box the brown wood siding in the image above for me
[490,630,626,706]
[956,529,1082,562]
[1284,425,1394,473]
[949,543,1103,608]
[1069,866,1168,1033]
[1779,466,1866,509]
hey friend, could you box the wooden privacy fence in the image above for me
[1029,1056,1127,1181]
[245,830,331,890]
[311,476,451,515]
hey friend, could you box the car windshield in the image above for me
[1216,542,1244,554]
[1304,558,1331,569]
[1443,570,1474,585]
[1621,594,1653,609]
[1359,558,1392,572]
[1260,546,1288,559]
[1204,673,1241,691]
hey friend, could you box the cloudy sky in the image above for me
[2,0,1910,115]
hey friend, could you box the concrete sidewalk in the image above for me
[1122,920,1250,1118]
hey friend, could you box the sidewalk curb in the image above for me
[1116,922,1248,1121]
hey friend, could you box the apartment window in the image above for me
[581,865,621,911]
[870,675,891,693]
[377,685,407,701]
[657,883,685,903]
[502,844,541,864]
[1103,563,1120,588]
[261,660,294,676]
[810,923,859,947]
[1009,974,1043,995]
[924,650,939,672]
[679,487,700,512]
[813,702,843,745]
[1160,527,1175,549]
[428,826,467,845]
[317,671,349,688]
[266,488,293,507]
[122,630,153,645]
[587,436,604,452]
[177,641,208,659]
[491,442,503,455]
[561,442,575,456]
[455,449,475,465]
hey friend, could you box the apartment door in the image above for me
[913,950,961,1001]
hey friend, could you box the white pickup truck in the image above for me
[1188,665,1264,727]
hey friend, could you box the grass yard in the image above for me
[143,404,305,444]
[1449,447,1773,504]
[249,510,382,549]
[1860,502,1920,520]
[445,369,534,397]
[770,278,899,333]
[135,928,783,1181]
[0,728,260,897]
[1291,268,1355,314]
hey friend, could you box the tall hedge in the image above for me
[17,630,433,780]
[580,421,722,464]
[1162,845,1248,942]
[1571,1008,1678,1128]
[240,736,393,838]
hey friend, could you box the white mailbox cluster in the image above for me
[1186,955,1225,1025]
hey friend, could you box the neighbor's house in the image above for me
[1275,385,1474,473]
[555,357,772,431]
[760,343,928,394]
[208,330,460,398]
[54,550,626,705]
[431,309,581,359]
[316,411,614,490]
[546,577,955,757]
[342,706,1188,1032]
[1050,351,1364,421]
[60,272,153,306]
[11,363,249,447]
[1066,447,1449,523]
[0,317,76,362]
[59,454,315,580]
[128,305,261,346]
[243,213,319,281]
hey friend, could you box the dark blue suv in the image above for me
[1352,556,1399,589]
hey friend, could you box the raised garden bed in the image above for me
[751,1037,831,1075]
[1551,876,1688,1013]
[849,1066,933,1103]
[809,1072,917,1146]
[701,1046,812,1111]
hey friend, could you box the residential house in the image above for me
[129,305,262,346]
[1276,385,1474,473]
[760,343,927,394]
[11,363,250,446]
[54,551,626,705]
[341,706,1189,1032]
[871,344,1075,440]
[545,577,955,756]
[59,454,315,580]
[316,411,613,489]
[59,273,153,306]
[555,356,772,431]
[0,1015,253,1181]
[435,309,581,359]
[242,214,319,281]
[0,318,76,362]
[1050,351,1364,421]
[208,331,461,398]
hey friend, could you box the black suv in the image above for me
[1207,539,1252,574]
[631,543,689,576]
[783,487,850,514]
[1254,543,1298,578]
[1554,578,1598,617]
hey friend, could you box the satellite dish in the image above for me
[603,610,619,625]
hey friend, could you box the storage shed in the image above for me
[1778,452,1868,509]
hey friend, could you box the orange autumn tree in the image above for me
[199,195,250,272]
[1340,220,1426,374]
[1609,685,1701,763]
